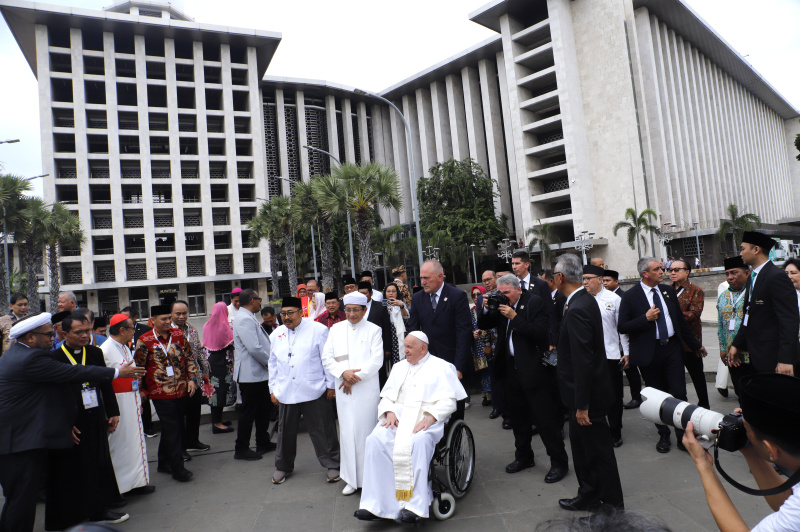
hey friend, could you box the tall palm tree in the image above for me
[295,179,336,292]
[526,220,561,269]
[248,196,300,297]
[318,163,403,272]
[0,174,32,305]
[16,198,49,310]
[42,203,84,310]
[714,204,762,252]
[612,208,662,258]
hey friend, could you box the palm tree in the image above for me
[318,163,403,272]
[613,208,662,258]
[42,204,84,310]
[295,178,337,292]
[16,198,49,310]
[526,220,561,269]
[714,204,761,253]
[248,196,300,296]
[0,174,32,305]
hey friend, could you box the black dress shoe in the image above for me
[502,419,512,430]
[717,387,729,397]
[354,509,382,521]
[156,465,172,474]
[656,434,671,454]
[482,398,491,407]
[234,449,263,461]
[182,452,192,462]
[676,441,688,453]
[172,469,193,482]
[623,399,642,409]
[396,508,421,525]
[558,495,602,512]
[107,498,127,509]
[186,441,211,451]
[212,425,234,434]
[612,438,623,448]
[256,442,277,455]
[489,409,501,419]
[222,420,232,426]
[531,424,539,435]
[505,459,534,474]
[544,466,567,483]
[127,485,156,495]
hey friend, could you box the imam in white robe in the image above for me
[101,337,149,493]
[321,318,383,488]
[359,352,467,519]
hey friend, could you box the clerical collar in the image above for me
[64,342,82,354]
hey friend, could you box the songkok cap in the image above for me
[150,304,172,317]
[10,312,51,339]
[360,270,373,279]
[391,265,406,276]
[342,292,368,306]
[724,255,747,271]
[603,269,619,280]
[739,373,800,444]
[583,264,605,277]
[357,281,372,291]
[109,313,130,327]
[741,231,777,251]
[407,330,429,345]
[343,277,357,286]
[324,292,339,301]
[51,310,70,325]
[93,316,107,328]
[282,296,302,309]
[231,287,243,295]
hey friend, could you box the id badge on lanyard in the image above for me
[81,386,99,409]
[155,335,175,377]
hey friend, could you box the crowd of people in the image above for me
[0,230,798,531]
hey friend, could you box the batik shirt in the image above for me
[315,310,347,328]
[135,328,197,400]
[674,279,704,349]
[172,321,210,388]
[717,287,749,364]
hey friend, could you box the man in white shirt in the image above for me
[360,271,383,302]
[355,331,467,525]
[269,297,339,485]
[582,264,630,447]
[321,292,383,495]
[227,287,242,327]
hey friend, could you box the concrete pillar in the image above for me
[478,58,512,224]
[296,90,310,181]
[429,80,452,161]
[445,74,469,160]
[357,101,371,163]
[414,87,437,175]
[461,66,489,174]
[342,99,356,163]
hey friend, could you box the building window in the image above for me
[157,261,177,279]
[215,256,232,275]
[187,257,206,277]
[83,56,104,75]
[149,113,168,131]
[95,262,116,282]
[91,212,112,229]
[62,264,82,285]
[184,210,202,226]
[243,254,258,273]
[153,209,173,227]
[115,58,136,77]
[129,287,150,318]
[50,53,71,73]
[123,212,144,229]
[683,238,705,257]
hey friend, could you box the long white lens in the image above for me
[640,387,724,442]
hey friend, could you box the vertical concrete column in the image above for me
[220,44,242,274]
[341,99,356,163]
[401,94,423,183]
[36,24,55,206]
[356,101,371,163]
[429,80,452,161]
[193,41,215,276]
[461,66,488,174]
[414,87,436,175]
[325,95,340,164]
[370,103,392,226]
[247,49,270,270]
[389,104,410,225]
[478,58,512,223]
[275,89,290,194]
[445,74,469,161]
[165,37,188,279]
[296,90,310,181]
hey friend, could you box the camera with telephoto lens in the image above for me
[639,387,748,452]
[486,292,510,314]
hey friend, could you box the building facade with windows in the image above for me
[2,0,799,315]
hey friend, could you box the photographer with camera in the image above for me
[682,373,800,531]
[477,274,569,483]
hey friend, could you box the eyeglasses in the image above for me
[582,275,599,281]
[667,268,688,273]
[32,331,55,338]
[279,310,300,318]
[344,307,364,313]
[71,329,92,336]
[252,297,262,302]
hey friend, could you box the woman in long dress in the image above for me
[470,285,492,406]
[383,283,408,370]
[203,301,237,433]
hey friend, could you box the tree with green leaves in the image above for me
[42,203,84,310]
[416,158,508,262]
[526,220,561,269]
[317,163,403,272]
[0,174,33,305]
[612,208,662,258]
[714,204,762,252]
[248,195,300,296]
[16,198,49,310]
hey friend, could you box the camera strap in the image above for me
[714,444,800,496]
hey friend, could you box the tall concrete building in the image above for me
[2,0,799,315]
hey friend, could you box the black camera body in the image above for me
[486,292,509,313]
[717,412,748,452]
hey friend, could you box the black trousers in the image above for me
[683,350,710,408]
[141,397,154,431]
[275,393,340,473]
[183,388,203,447]
[568,412,624,508]
[729,362,758,399]
[624,365,642,401]
[235,380,273,452]
[489,358,507,417]
[504,361,568,468]
[638,337,687,439]
[152,397,187,474]
[606,359,624,441]
[0,449,46,532]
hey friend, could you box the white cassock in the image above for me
[321,318,383,488]
[359,352,467,518]
[101,337,149,493]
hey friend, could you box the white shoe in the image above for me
[342,484,357,496]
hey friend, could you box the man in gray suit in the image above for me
[232,289,275,461]
[0,313,144,532]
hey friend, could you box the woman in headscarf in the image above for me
[383,282,408,369]
[203,301,236,433]
[470,285,492,406]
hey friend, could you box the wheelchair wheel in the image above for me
[431,492,455,520]
[444,419,475,499]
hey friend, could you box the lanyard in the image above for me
[727,290,746,310]
[62,344,86,366]
[676,288,685,298]
[154,333,172,359]
[288,326,300,359]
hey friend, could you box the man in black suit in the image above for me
[604,269,643,409]
[554,254,623,513]
[511,250,558,348]
[542,270,567,342]
[477,274,568,482]
[0,313,143,532]
[728,231,799,383]
[358,281,392,385]
[618,257,707,453]
[408,260,472,417]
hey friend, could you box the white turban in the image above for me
[9,312,52,339]
[342,292,368,306]
[407,330,429,345]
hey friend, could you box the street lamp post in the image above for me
[497,238,514,263]
[693,221,701,268]
[470,244,478,284]
[354,89,424,269]
[302,145,357,279]
[0,139,20,145]
[574,231,595,265]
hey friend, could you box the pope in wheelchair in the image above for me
[354,331,468,525]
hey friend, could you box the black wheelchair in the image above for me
[428,418,476,520]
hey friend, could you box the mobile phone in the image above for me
[381,299,392,307]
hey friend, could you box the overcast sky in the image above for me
[1,0,798,198]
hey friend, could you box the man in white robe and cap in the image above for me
[355,331,467,525]
[322,292,384,496]
[101,313,154,495]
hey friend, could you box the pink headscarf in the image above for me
[202,301,234,351]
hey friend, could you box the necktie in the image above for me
[748,271,757,302]
[521,280,526,290]
[651,288,669,345]
[431,293,438,312]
